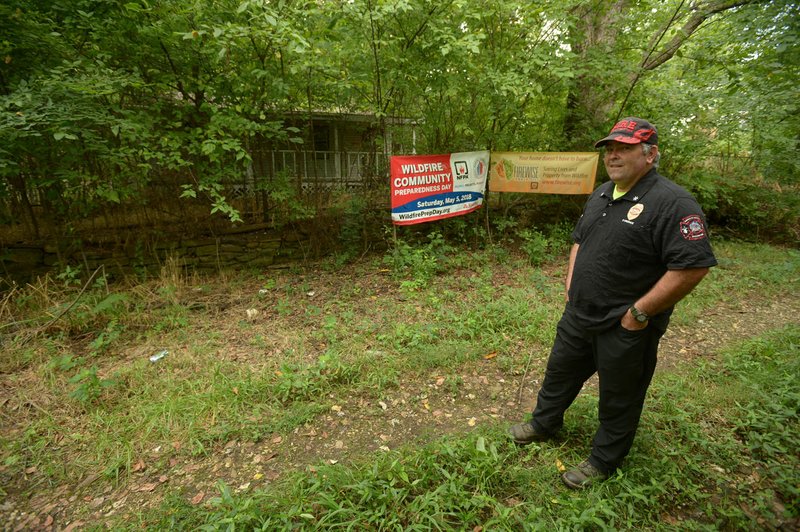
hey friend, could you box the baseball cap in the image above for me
[594,117,658,147]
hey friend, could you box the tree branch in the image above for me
[641,0,762,71]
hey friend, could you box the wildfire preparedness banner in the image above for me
[489,152,599,195]
[391,151,490,225]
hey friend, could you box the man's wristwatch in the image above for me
[630,305,650,323]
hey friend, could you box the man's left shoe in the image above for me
[561,460,609,489]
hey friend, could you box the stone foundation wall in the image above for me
[1,224,310,288]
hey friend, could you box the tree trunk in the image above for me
[565,0,763,150]
[563,1,632,150]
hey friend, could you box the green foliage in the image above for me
[69,365,117,406]
[273,352,360,405]
[383,231,454,291]
[725,327,800,516]
[1,0,795,246]
[518,229,549,266]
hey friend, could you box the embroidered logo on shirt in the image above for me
[627,203,644,221]
[680,215,707,241]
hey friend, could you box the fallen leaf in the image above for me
[334,440,344,449]
[89,496,105,508]
[329,459,338,465]
[467,417,477,427]
[190,492,205,505]
[435,377,445,386]
[484,352,497,360]
[138,483,158,492]
[378,401,388,410]
[556,459,566,472]
[159,475,168,483]
[271,435,283,444]
[253,473,264,480]
[232,387,239,395]
[25,466,37,474]
[44,515,54,527]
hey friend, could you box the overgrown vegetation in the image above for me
[148,318,798,530]
[1,0,797,248]
[1,239,797,528]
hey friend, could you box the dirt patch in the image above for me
[2,282,799,530]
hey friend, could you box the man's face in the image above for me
[602,141,657,190]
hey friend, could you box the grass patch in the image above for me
[139,325,799,530]
[0,239,798,526]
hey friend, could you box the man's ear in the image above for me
[647,146,659,163]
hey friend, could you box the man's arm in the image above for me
[565,243,579,302]
[622,267,710,330]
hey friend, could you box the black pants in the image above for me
[531,308,665,473]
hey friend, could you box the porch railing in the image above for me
[252,150,390,190]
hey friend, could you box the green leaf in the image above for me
[476,436,486,453]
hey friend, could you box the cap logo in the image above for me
[612,119,638,132]
[627,203,644,221]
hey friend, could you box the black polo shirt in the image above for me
[567,168,717,331]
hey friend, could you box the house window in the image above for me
[313,125,330,152]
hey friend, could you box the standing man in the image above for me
[509,117,717,489]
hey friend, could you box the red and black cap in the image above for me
[594,117,658,147]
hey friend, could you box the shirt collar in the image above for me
[600,168,659,202]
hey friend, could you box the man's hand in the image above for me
[621,308,648,331]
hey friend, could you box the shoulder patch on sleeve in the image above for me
[679,215,707,241]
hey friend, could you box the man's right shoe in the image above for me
[508,422,551,445]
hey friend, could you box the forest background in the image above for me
[1,1,800,528]
[0,0,798,268]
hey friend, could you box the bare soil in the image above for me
[2,277,799,531]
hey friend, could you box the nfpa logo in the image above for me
[454,160,469,180]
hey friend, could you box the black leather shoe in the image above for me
[561,460,609,489]
[508,422,551,445]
